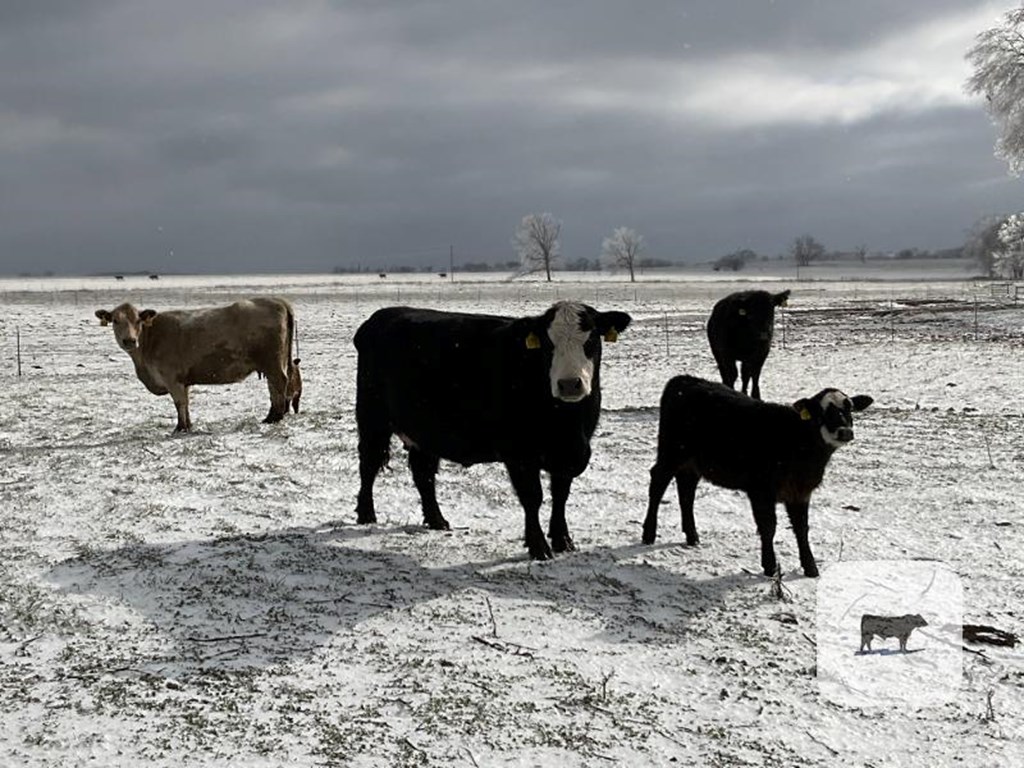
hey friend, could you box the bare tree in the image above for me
[966,8,1024,174]
[853,244,868,263]
[513,213,561,281]
[791,234,825,267]
[964,214,1008,277]
[600,227,644,282]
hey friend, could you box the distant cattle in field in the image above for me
[860,614,927,652]
[353,301,632,560]
[115,275,124,281]
[149,274,159,280]
[95,298,299,432]
[707,289,790,400]
[378,272,387,279]
[643,375,872,577]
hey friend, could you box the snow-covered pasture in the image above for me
[1,274,1022,766]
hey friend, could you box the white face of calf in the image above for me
[547,302,596,402]
[95,303,157,354]
[797,389,874,448]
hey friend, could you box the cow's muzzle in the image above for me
[835,427,854,442]
[556,377,586,401]
[121,338,138,351]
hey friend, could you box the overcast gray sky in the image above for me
[1,0,1020,275]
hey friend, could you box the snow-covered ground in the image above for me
[1,272,1022,767]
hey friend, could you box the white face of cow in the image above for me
[810,389,873,448]
[546,302,596,403]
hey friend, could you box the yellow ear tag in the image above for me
[99,318,109,327]
[737,308,747,316]
[779,298,789,307]
[800,408,812,421]
[604,328,618,343]
[525,332,541,350]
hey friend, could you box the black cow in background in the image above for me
[353,301,632,560]
[643,375,872,577]
[707,289,790,400]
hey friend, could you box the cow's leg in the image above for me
[168,384,190,432]
[713,350,738,391]
[548,473,575,553]
[355,396,389,525]
[743,356,766,400]
[676,469,701,546]
[506,463,551,561]
[785,499,818,577]
[262,365,288,423]
[643,462,674,544]
[748,490,778,576]
[409,447,449,530]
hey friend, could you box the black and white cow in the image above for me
[353,301,632,560]
[643,375,872,577]
[707,289,790,400]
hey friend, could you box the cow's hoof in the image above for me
[684,534,700,546]
[527,539,554,561]
[356,510,377,525]
[551,534,575,553]
[803,564,820,578]
[641,530,656,545]
[263,413,285,424]
[425,517,451,531]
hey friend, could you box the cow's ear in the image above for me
[95,309,112,326]
[774,290,791,307]
[851,394,874,412]
[139,309,158,325]
[596,311,631,342]
[793,398,815,421]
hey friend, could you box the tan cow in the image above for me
[95,297,300,432]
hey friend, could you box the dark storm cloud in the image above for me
[0,0,1016,274]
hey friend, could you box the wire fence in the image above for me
[2,279,1023,380]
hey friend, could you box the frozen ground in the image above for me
[1,271,1022,767]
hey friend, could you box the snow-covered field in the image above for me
[1,272,1022,767]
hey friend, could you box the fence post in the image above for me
[16,326,22,377]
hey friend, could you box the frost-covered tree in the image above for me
[966,7,1024,174]
[600,227,644,282]
[996,213,1024,279]
[513,213,561,281]
[791,234,825,267]
[963,214,1008,277]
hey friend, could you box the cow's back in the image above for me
[659,376,825,495]
[142,298,291,386]
[356,306,589,468]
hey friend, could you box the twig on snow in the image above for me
[806,731,840,757]
[461,747,481,767]
[484,595,498,637]
[403,737,427,755]
[471,635,534,658]
[801,632,817,648]
[770,565,792,602]
[185,631,268,643]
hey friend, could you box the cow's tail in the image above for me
[285,301,298,370]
